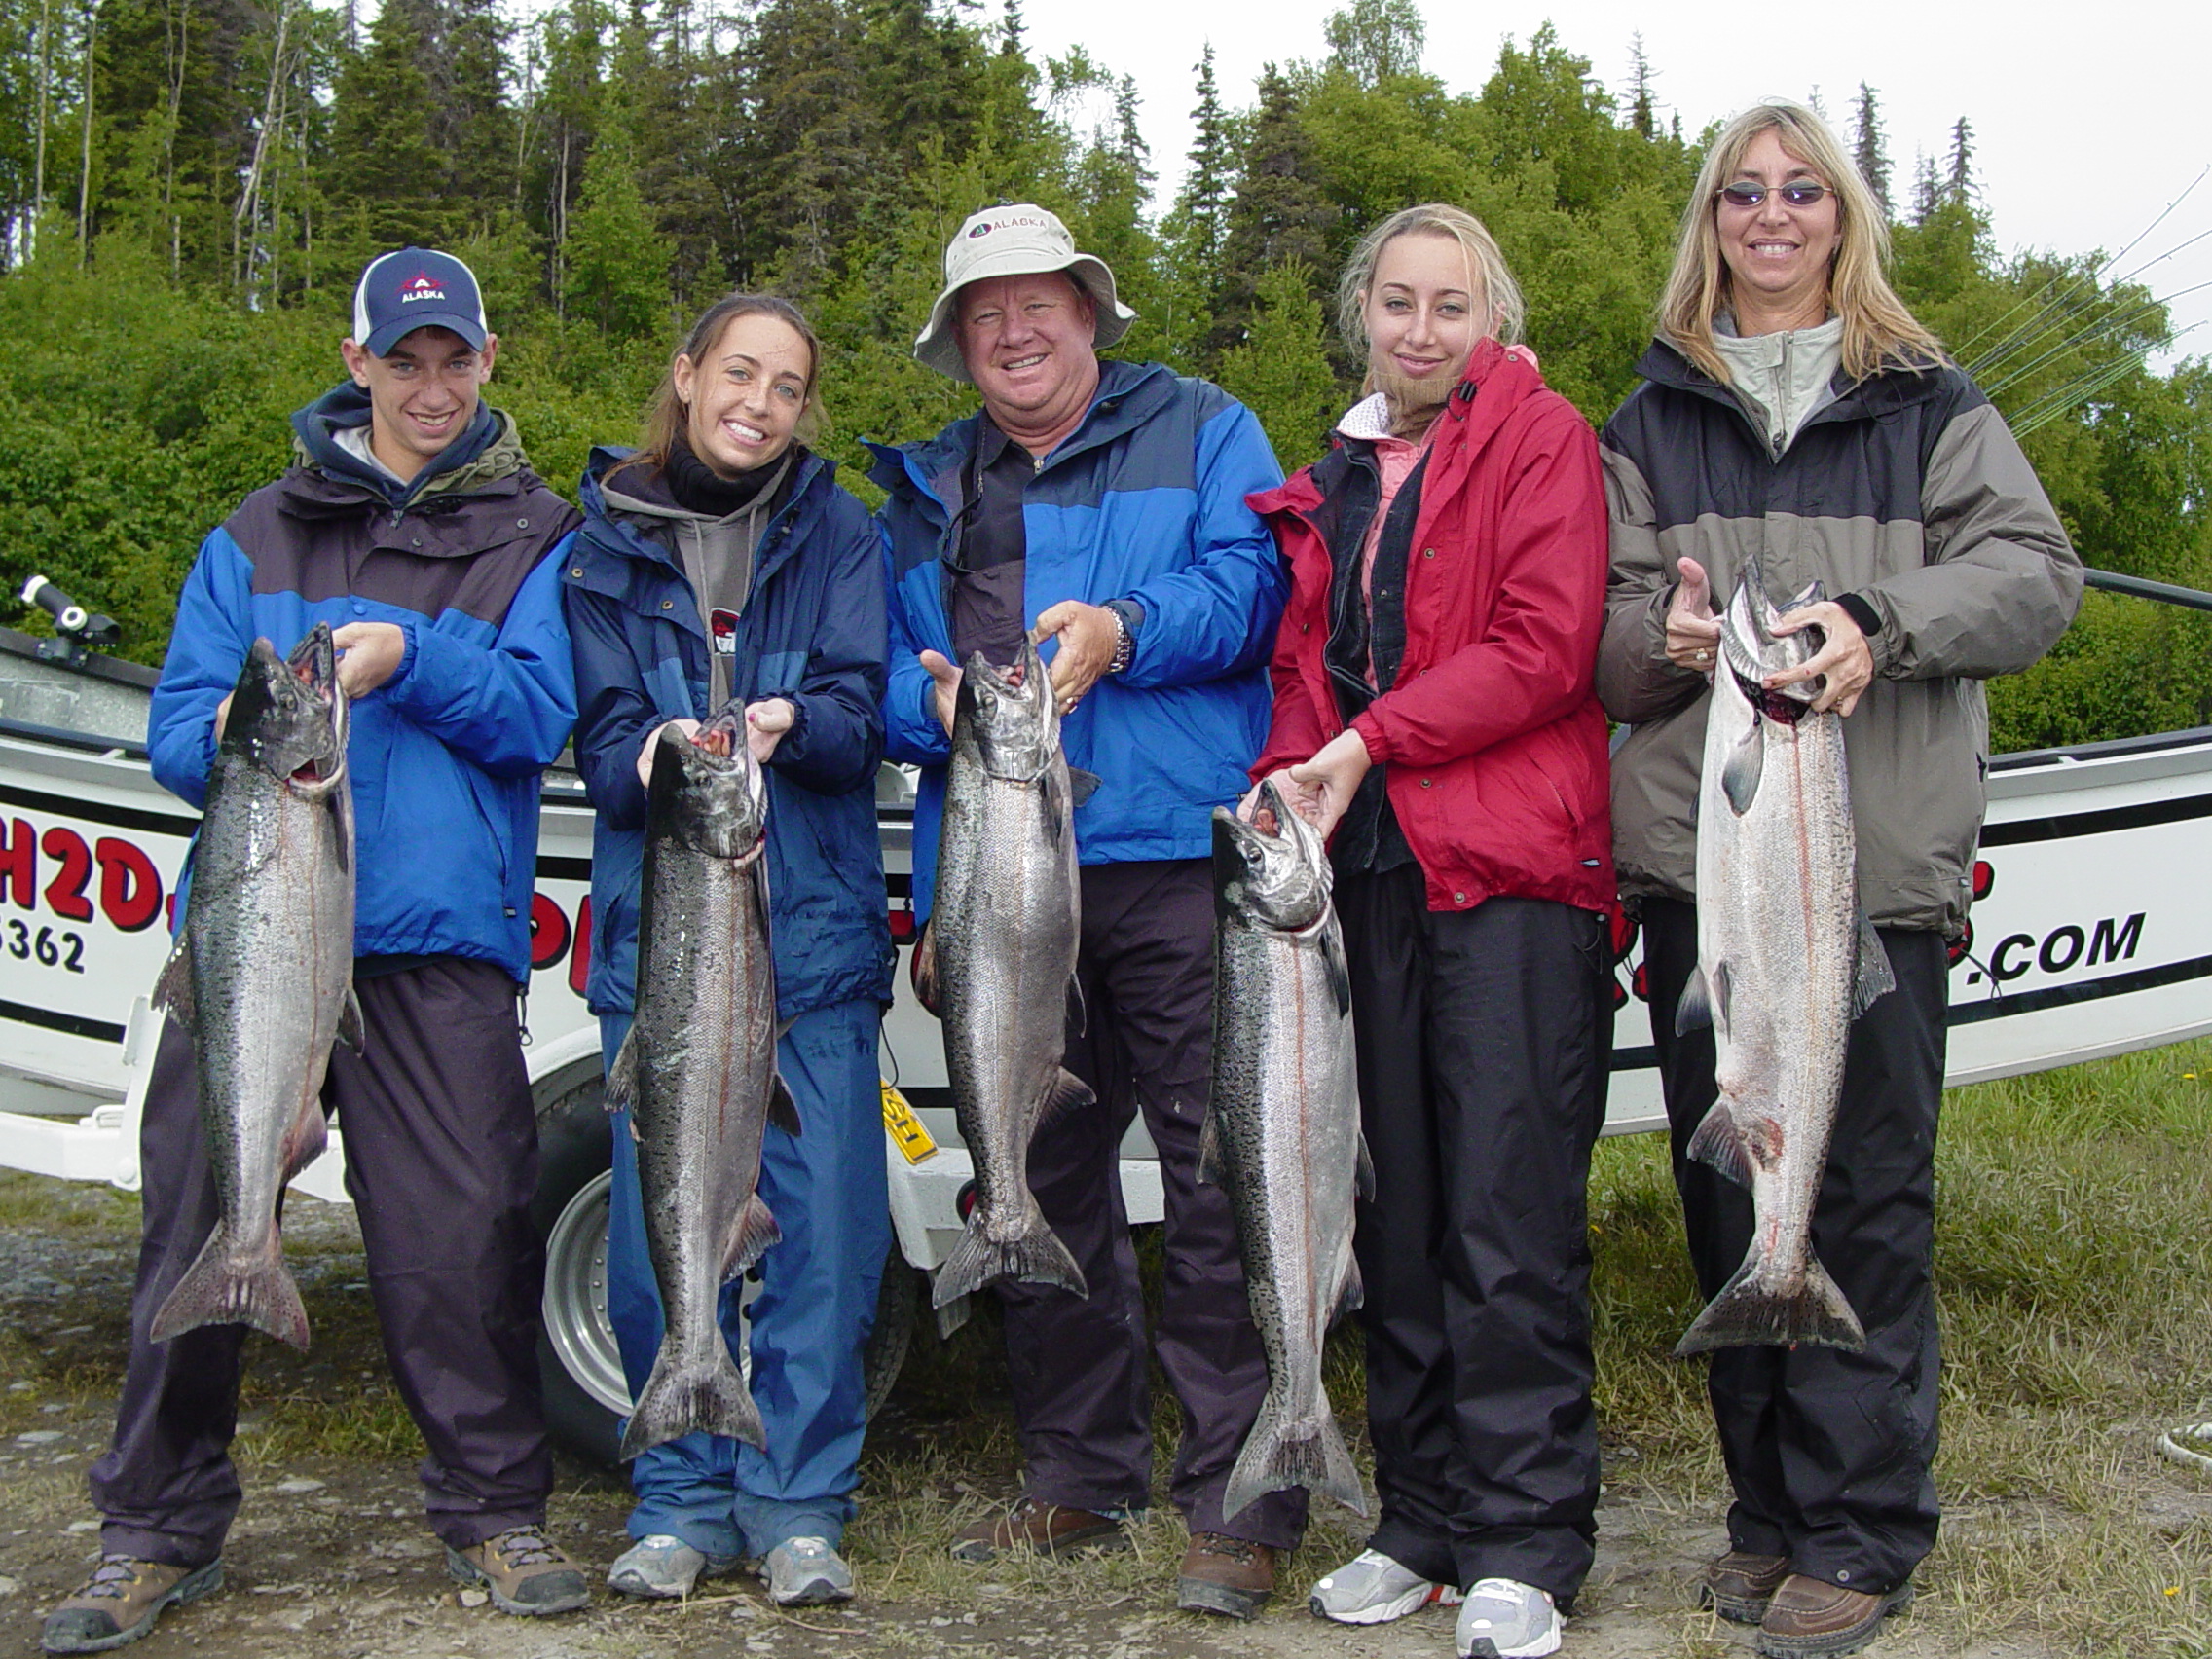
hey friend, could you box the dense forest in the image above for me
[1,0,2208,749]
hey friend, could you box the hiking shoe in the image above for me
[445,1526,590,1615]
[1703,1550,1791,1624]
[764,1537,854,1606]
[949,1496,1127,1564]
[1309,1548,1463,1625]
[1177,1532,1274,1619]
[1456,1577,1561,1659]
[608,1534,743,1600]
[1756,1574,1913,1658]
[43,1557,222,1654]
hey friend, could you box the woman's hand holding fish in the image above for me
[1768,604,1874,715]
[744,698,795,763]
[1285,728,1373,841]
[1666,556,1722,674]
[918,650,963,736]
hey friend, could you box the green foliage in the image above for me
[1216,261,1338,470]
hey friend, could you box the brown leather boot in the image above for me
[42,1557,223,1653]
[1755,1572,1914,1658]
[1701,1550,1790,1623]
[949,1496,1127,1565]
[1176,1532,1275,1620]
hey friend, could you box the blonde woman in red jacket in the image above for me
[1245,204,1614,1659]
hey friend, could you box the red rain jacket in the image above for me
[1247,338,1615,918]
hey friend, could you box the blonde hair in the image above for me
[617,293,824,485]
[1337,203,1527,356]
[1657,100,1945,385]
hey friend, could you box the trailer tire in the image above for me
[529,1066,919,1465]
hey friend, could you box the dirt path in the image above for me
[0,1175,2073,1659]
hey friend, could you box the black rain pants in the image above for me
[88,957,554,1565]
[1340,869,1610,1604]
[1641,899,1945,1596]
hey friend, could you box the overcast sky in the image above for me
[1015,0,2212,371]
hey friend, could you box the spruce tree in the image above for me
[1214,63,1333,358]
[1216,260,1339,467]
[1852,83,1890,218]
[561,82,671,339]
[1626,33,1656,140]
[328,2,448,253]
[1946,116,1975,207]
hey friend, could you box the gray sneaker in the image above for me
[1309,1549,1462,1625]
[608,1534,743,1600]
[764,1536,854,1606]
[1455,1577,1560,1659]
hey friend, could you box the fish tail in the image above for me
[618,1346,764,1460]
[149,1225,311,1350]
[1223,1390,1368,1524]
[929,1200,1088,1309]
[1675,1250,1867,1356]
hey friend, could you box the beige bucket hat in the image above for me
[912,203,1137,383]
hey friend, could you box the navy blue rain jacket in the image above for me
[868,359,1287,922]
[564,446,894,1020]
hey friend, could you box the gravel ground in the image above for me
[0,1175,2065,1659]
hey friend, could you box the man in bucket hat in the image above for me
[868,204,1297,1617]
[43,248,586,1653]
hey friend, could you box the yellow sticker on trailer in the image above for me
[881,1082,937,1163]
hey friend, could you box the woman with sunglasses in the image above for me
[564,293,891,1610]
[1598,103,2079,1659]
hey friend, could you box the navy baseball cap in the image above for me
[351,247,489,355]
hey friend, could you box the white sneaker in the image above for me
[764,1536,854,1606]
[607,1534,739,1600]
[1456,1577,1561,1658]
[1308,1548,1463,1625]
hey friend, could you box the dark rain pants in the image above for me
[1641,899,1945,1596]
[1339,871,1610,1605]
[89,958,554,1565]
[995,858,1308,1550]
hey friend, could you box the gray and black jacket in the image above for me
[1598,338,2082,934]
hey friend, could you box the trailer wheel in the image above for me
[530,1067,920,1464]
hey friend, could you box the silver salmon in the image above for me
[608,708,793,1459]
[920,640,1094,1310]
[150,625,357,1350]
[1676,566,1894,1356]
[1204,782,1370,1522]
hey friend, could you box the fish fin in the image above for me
[1321,922,1352,1019]
[1685,1101,1753,1187]
[911,922,940,1018]
[1721,712,1764,815]
[277,1096,329,1187]
[336,987,365,1053]
[1068,768,1102,807]
[149,1224,311,1350]
[604,1031,642,1112]
[1040,1066,1094,1126]
[1041,767,1068,847]
[1853,913,1897,1018]
[934,1294,972,1340]
[1222,1389,1368,1526]
[1197,1108,1227,1187]
[931,1198,1088,1308]
[1675,1249,1866,1356]
[1355,1132,1377,1202]
[619,1346,764,1460]
[150,940,196,1026]
[723,1193,783,1278]
[1330,1251,1365,1325]
[768,1072,802,1137]
[1675,967,1714,1036]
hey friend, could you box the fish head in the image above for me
[646,703,768,861]
[954,639,1058,781]
[223,625,347,791]
[1212,782,1330,932]
[1720,563,1827,713]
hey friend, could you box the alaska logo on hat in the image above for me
[353,246,488,354]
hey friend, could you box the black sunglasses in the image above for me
[1716,180,1830,209]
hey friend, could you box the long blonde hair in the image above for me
[1656,100,1944,385]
